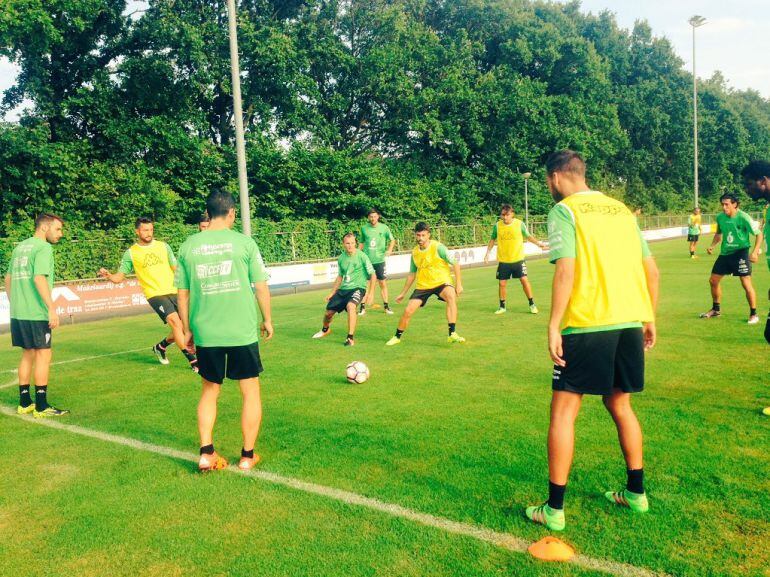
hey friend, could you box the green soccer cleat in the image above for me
[494,307,507,315]
[447,332,466,344]
[525,503,566,531]
[17,404,35,415]
[604,489,649,513]
[385,336,401,346]
[33,406,70,419]
[529,304,539,314]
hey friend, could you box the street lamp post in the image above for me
[523,172,532,231]
[689,15,706,210]
[226,0,252,236]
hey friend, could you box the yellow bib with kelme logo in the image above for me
[413,240,452,290]
[559,192,653,330]
[496,218,525,263]
[129,241,177,299]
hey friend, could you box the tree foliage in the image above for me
[1,0,770,236]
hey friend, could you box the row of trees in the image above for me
[1,0,769,236]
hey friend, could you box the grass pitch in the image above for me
[1,238,768,577]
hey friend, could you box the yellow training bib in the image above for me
[496,218,525,263]
[559,192,653,329]
[413,240,452,290]
[129,241,177,299]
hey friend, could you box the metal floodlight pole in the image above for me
[226,0,252,236]
[689,15,706,210]
[523,172,532,231]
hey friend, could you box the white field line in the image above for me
[0,347,149,377]
[0,406,670,577]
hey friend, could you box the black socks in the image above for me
[322,326,330,333]
[19,385,31,407]
[499,299,505,308]
[347,333,354,340]
[528,298,535,306]
[34,386,49,411]
[713,302,721,312]
[627,468,645,494]
[448,323,456,336]
[750,307,757,317]
[241,448,254,459]
[548,481,566,510]
[158,338,170,350]
[395,329,404,338]
[764,312,770,344]
[200,444,215,455]
[383,302,390,310]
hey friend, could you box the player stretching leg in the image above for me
[386,222,465,346]
[484,204,547,314]
[700,193,762,324]
[99,217,198,371]
[525,150,658,531]
[313,233,375,346]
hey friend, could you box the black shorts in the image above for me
[687,234,699,242]
[196,342,263,384]
[552,328,644,396]
[326,288,366,313]
[10,319,52,350]
[712,249,751,277]
[496,261,527,280]
[372,262,387,281]
[410,284,452,307]
[148,294,179,323]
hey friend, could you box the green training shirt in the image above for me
[547,203,652,335]
[175,229,269,347]
[359,223,394,264]
[7,237,54,321]
[338,250,375,291]
[715,210,757,255]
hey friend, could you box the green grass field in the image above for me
[1,238,768,577]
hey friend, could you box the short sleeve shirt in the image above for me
[175,229,269,347]
[338,251,375,291]
[7,237,54,321]
[716,210,758,255]
[360,223,394,264]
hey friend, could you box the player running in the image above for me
[175,189,273,472]
[98,217,198,371]
[386,222,465,346]
[741,159,770,416]
[312,233,375,346]
[687,207,702,258]
[700,193,762,324]
[525,150,658,531]
[358,209,396,316]
[483,204,547,314]
[5,214,69,417]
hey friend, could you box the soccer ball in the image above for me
[346,361,370,384]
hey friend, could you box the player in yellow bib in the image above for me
[386,222,465,345]
[687,207,702,258]
[99,217,198,372]
[525,150,659,531]
[484,204,547,314]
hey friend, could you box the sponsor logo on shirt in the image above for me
[195,260,233,279]
[191,243,234,256]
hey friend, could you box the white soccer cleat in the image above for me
[748,315,760,325]
[312,329,331,339]
[357,308,366,317]
[494,307,507,315]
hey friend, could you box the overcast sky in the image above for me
[2,0,768,121]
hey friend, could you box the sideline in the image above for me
[0,347,149,378]
[1,406,671,577]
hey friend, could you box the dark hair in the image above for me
[198,213,210,224]
[206,189,236,219]
[367,208,380,217]
[500,204,513,214]
[343,232,357,241]
[34,213,64,230]
[135,217,153,229]
[720,192,739,205]
[414,221,430,233]
[741,160,770,181]
[545,150,586,177]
